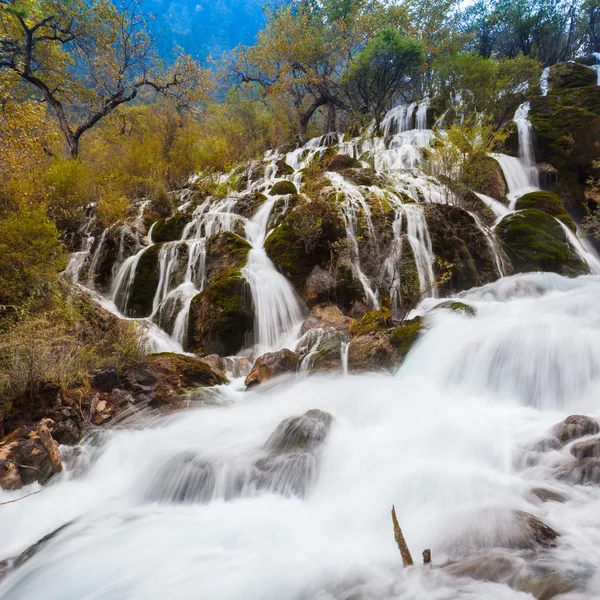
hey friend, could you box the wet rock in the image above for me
[513,510,559,549]
[146,353,227,390]
[0,460,22,490]
[274,159,294,177]
[245,349,300,388]
[342,168,375,186]
[269,180,297,196]
[442,551,574,600]
[122,367,158,390]
[13,522,74,569]
[234,191,267,219]
[435,301,476,317]
[556,457,600,485]
[90,366,119,393]
[515,191,575,231]
[50,419,81,446]
[265,409,333,453]
[109,388,134,408]
[200,354,227,379]
[347,332,399,374]
[325,154,363,171]
[303,266,336,304]
[300,304,352,334]
[570,436,600,459]
[530,487,569,503]
[301,329,347,374]
[552,415,599,445]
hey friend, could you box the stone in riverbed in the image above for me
[552,415,599,445]
[245,349,300,388]
[570,436,600,459]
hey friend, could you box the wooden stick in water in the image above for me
[391,505,414,567]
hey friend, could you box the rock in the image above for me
[300,329,348,374]
[36,420,62,474]
[424,204,499,293]
[151,213,190,243]
[51,419,80,446]
[555,457,600,485]
[301,304,352,335]
[442,552,574,600]
[349,308,391,337]
[274,159,294,177]
[265,409,333,453]
[122,367,158,392]
[245,349,300,388]
[530,487,569,503]
[515,191,575,231]
[0,460,22,490]
[347,332,399,374]
[234,191,267,219]
[90,366,119,393]
[145,353,227,390]
[186,233,254,355]
[342,168,375,186]
[548,61,597,90]
[552,415,599,445]
[435,301,476,316]
[324,154,363,171]
[200,354,227,378]
[462,154,507,201]
[109,388,134,408]
[388,317,423,358]
[570,436,600,459]
[120,243,164,317]
[303,266,336,304]
[269,180,298,196]
[496,210,588,277]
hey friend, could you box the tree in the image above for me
[344,28,424,133]
[0,0,209,158]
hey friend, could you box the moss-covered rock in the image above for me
[186,232,253,355]
[151,213,190,243]
[264,197,345,301]
[548,61,597,90]
[269,180,298,196]
[187,268,254,355]
[274,160,295,177]
[435,301,476,317]
[388,317,423,357]
[305,330,348,374]
[424,204,499,294]
[496,209,588,276]
[514,191,576,231]
[235,192,267,219]
[325,154,363,171]
[125,243,164,317]
[350,308,391,337]
[462,155,508,201]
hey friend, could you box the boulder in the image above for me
[435,301,476,316]
[264,409,333,453]
[530,487,569,504]
[388,317,423,358]
[145,353,227,390]
[462,154,508,201]
[151,213,190,243]
[301,304,352,335]
[90,366,119,393]
[234,192,267,219]
[349,308,392,337]
[514,191,576,231]
[51,418,80,446]
[552,415,599,445]
[496,210,588,276]
[556,457,600,486]
[570,436,600,459]
[347,332,399,374]
[324,154,363,171]
[424,204,499,293]
[200,354,227,379]
[274,159,295,177]
[245,349,300,388]
[300,329,348,374]
[269,180,298,196]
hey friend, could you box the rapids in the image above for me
[2,273,600,598]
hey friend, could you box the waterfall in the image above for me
[402,204,437,298]
[63,204,96,283]
[592,53,600,85]
[242,196,305,354]
[556,219,600,274]
[326,173,380,309]
[6,273,600,599]
[513,102,539,190]
[86,228,109,287]
[540,67,550,96]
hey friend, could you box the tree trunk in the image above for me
[326,102,336,133]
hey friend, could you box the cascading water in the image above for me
[4,272,600,598]
[63,204,96,283]
[242,196,305,354]
[591,53,600,85]
[402,204,437,298]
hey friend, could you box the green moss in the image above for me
[209,231,251,265]
[388,317,423,356]
[126,243,164,317]
[437,301,476,316]
[270,180,298,196]
[187,267,254,356]
[151,213,190,243]
[462,154,507,202]
[496,209,588,276]
[515,191,576,231]
[350,308,391,337]
[275,160,295,177]
[548,62,597,90]
[325,154,363,171]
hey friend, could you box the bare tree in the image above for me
[0,0,208,157]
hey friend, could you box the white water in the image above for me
[242,197,305,354]
[63,204,96,283]
[4,273,600,598]
[540,67,550,96]
[403,204,437,298]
